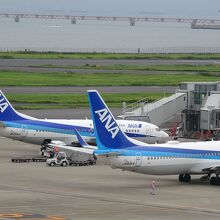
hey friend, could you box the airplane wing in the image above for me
[75,130,122,157]
[202,165,220,173]
[187,162,220,175]
[48,143,94,155]
[96,151,121,157]
[74,129,121,156]
[48,131,120,157]
[49,144,120,157]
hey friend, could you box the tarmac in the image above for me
[1,136,220,220]
[19,108,121,120]
[1,58,220,67]
[1,58,219,74]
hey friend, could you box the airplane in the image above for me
[0,90,168,148]
[71,90,220,186]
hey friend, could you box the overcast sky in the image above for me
[1,0,220,17]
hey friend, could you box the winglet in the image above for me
[75,129,91,147]
[74,129,97,150]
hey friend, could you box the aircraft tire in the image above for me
[179,174,185,182]
[50,162,55,166]
[210,177,217,185]
[216,178,220,185]
[210,176,220,185]
[184,174,191,183]
[62,161,68,167]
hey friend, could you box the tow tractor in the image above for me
[46,152,69,166]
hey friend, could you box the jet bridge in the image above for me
[121,92,187,126]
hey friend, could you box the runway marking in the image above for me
[0,213,65,220]
[0,183,220,217]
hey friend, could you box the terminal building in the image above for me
[121,81,220,139]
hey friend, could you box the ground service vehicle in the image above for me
[46,148,96,166]
[46,152,69,166]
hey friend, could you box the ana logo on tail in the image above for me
[0,94,8,113]
[95,108,119,139]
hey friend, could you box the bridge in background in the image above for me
[1,13,220,26]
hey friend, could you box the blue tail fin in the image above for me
[0,90,25,121]
[87,90,134,149]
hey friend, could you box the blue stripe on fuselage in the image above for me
[124,132,147,138]
[95,145,220,160]
[4,120,146,138]
[5,120,94,137]
[128,145,220,155]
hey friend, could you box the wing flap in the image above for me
[48,143,94,155]
[96,151,121,157]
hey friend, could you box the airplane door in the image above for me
[21,125,28,137]
[135,152,142,167]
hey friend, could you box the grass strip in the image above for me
[0,71,220,86]
[1,51,220,60]
[8,93,169,110]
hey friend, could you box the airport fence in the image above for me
[1,47,220,53]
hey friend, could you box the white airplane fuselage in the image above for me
[85,90,220,184]
[0,119,168,145]
[97,138,220,176]
[0,90,168,146]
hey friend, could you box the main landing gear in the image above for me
[209,175,220,185]
[179,174,220,185]
[179,174,191,183]
[202,174,220,185]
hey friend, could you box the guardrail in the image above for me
[123,97,149,114]
[1,13,220,24]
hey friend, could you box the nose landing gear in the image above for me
[179,174,191,183]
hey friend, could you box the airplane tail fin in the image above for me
[0,90,27,121]
[87,90,135,150]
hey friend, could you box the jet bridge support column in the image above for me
[122,102,126,117]
[129,17,135,26]
[14,16,20,23]
[71,17,77,24]
[141,102,144,115]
